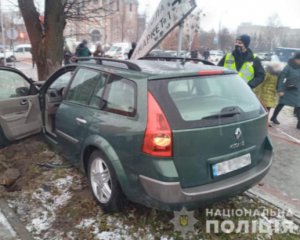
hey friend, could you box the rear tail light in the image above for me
[142,92,173,157]
[198,70,224,75]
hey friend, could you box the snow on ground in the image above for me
[257,209,300,239]
[7,174,74,239]
[26,175,73,234]
[75,215,156,240]
[1,138,299,240]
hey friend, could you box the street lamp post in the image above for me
[0,0,7,66]
[177,21,184,57]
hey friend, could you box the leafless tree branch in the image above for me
[64,0,116,22]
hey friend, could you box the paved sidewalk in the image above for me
[250,107,300,219]
[14,61,38,80]
[0,199,33,240]
[0,209,17,240]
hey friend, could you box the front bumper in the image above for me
[139,150,272,204]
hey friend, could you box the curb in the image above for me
[0,199,34,240]
[246,187,300,225]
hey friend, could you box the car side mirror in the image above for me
[16,87,30,96]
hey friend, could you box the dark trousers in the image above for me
[272,104,300,120]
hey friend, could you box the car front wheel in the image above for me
[87,150,125,212]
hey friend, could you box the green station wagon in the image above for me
[0,57,273,212]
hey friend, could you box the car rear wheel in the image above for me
[88,150,125,212]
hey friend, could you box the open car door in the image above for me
[0,67,42,148]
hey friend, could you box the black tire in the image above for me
[87,150,125,213]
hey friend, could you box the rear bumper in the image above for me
[139,150,273,204]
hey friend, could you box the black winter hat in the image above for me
[237,34,251,48]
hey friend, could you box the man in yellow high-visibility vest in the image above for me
[218,35,265,89]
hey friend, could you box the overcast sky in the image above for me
[2,0,300,31]
[138,0,300,31]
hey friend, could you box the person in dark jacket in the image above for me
[219,34,265,89]
[203,48,210,60]
[127,42,136,59]
[75,40,91,58]
[271,52,300,129]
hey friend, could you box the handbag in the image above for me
[285,77,299,90]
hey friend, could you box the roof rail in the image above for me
[139,56,215,66]
[71,57,142,71]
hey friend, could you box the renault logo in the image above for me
[235,128,242,140]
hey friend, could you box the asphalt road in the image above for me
[251,107,300,217]
[266,108,300,199]
[12,60,38,80]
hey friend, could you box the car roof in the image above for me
[77,59,235,81]
[131,60,234,79]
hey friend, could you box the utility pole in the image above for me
[177,21,184,57]
[0,0,7,66]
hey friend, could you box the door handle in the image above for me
[75,117,87,125]
[20,99,28,105]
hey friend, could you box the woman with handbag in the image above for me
[271,52,300,129]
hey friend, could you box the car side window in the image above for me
[15,48,22,53]
[102,75,137,117]
[65,68,101,105]
[89,73,109,108]
[0,70,31,100]
[49,71,75,90]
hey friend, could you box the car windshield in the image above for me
[166,74,263,124]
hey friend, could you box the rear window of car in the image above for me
[149,74,265,129]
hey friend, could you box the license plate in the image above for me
[212,154,251,177]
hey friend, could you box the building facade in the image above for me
[64,0,146,46]
[237,22,300,51]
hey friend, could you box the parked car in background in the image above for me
[209,50,224,65]
[0,46,16,63]
[164,50,177,57]
[147,49,174,57]
[178,50,191,58]
[13,44,32,61]
[105,42,131,60]
[0,57,273,212]
[256,52,272,62]
[274,47,300,63]
[147,49,191,58]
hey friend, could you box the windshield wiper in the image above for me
[202,106,241,120]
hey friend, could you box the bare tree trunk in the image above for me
[18,0,65,81]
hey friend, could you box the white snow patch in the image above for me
[22,175,74,235]
[26,210,51,233]
[257,209,300,239]
[93,224,131,240]
[76,218,96,229]
[77,216,157,240]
